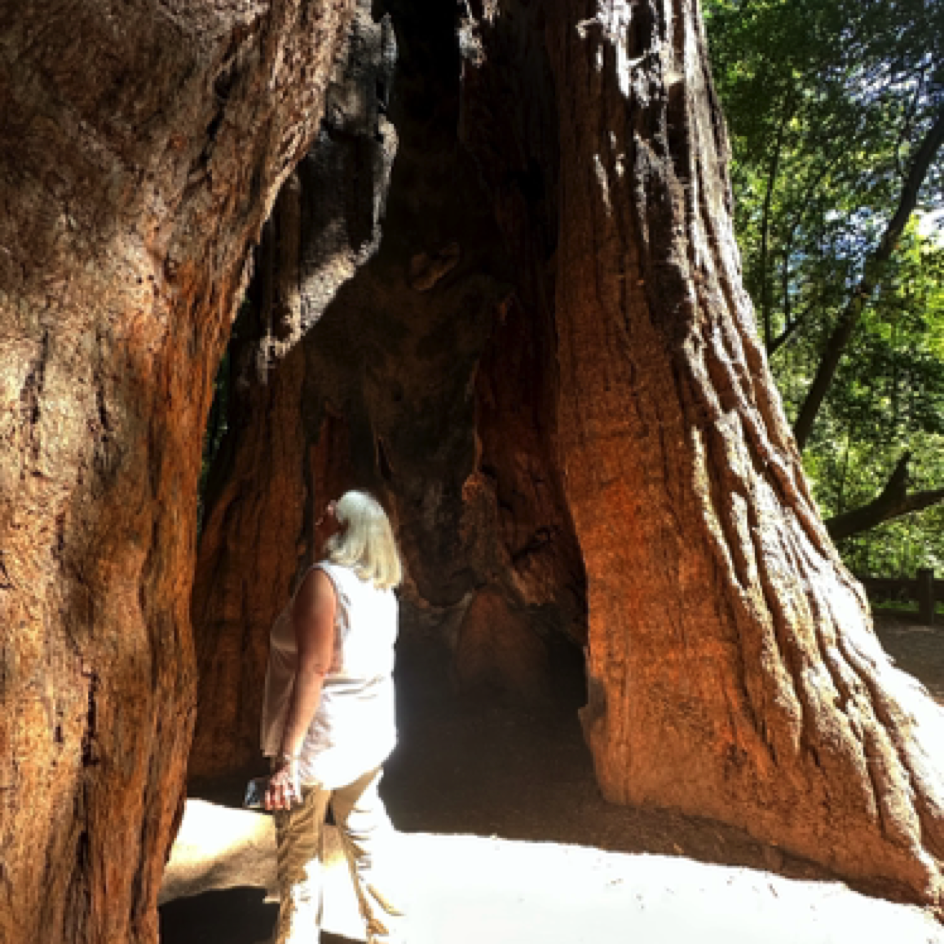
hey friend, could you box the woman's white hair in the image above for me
[324,490,402,590]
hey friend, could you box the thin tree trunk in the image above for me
[767,152,845,357]
[793,103,944,452]
[538,0,943,909]
[0,2,354,941]
[759,90,793,350]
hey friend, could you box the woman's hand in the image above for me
[264,756,301,811]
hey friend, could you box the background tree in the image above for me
[705,0,944,570]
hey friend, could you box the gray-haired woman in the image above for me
[260,490,407,944]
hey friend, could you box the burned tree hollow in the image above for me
[189,0,587,780]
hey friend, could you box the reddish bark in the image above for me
[454,585,552,701]
[459,0,943,911]
[3,0,942,936]
[0,2,354,940]
[544,0,943,909]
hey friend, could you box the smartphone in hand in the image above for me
[243,776,270,810]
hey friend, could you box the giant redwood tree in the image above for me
[0,3,942,944]
[0,1,355,941]
[525,0,944,907]
[448,0,944,907]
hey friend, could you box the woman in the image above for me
[260,490,406,944]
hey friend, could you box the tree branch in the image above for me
[826,452,944,540]
[768,310,803,355]
[793,103,944,452]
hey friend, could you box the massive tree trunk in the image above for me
[459,0,944,912]
[541,0,942,909]
[0,2,353,941]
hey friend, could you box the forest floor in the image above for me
[160,611,944,944]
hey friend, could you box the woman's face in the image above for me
[315,499,343,549]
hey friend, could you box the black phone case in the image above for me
[243,776,269,810]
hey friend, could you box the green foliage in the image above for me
[705,0,944,577]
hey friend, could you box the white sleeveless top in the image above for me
[260,561,399,788]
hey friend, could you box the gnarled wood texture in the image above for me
[0,2,353,941]
[190,0,397,781]
[457,0,944,913]
[3,0,942,933]
[533,0,941,909]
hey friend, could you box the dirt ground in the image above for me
[873,610,944,705]
[160,611,944,943]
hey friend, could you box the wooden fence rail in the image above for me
[857,568,940,625]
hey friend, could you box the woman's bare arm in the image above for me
[265,569,336,810]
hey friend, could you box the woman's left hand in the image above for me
[264,757,300,811]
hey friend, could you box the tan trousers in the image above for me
[271,767,407,944]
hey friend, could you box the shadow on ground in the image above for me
[159,887,275,944]
[158,885,358,944]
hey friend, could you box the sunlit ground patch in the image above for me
[160,799,942,944]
